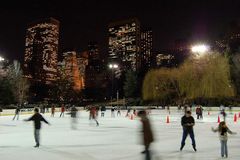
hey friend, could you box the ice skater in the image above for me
[101,106,106,117]
[117,107,121,116]
[60,104,65,117]
[51,105,55,117]
[111,106,115,117]
[24,108,50,147]
[12,106,20,120]
[70,105,78,130]
[212,121,237,158]
[180,111,197,152]
[126,108,131,117]
[196,105,203,119]
[90,106,99,126]
[138,110,154,160]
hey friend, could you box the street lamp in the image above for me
[109,63,119,106]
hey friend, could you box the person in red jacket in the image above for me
[60,104,65,117]
[90,106,99,126]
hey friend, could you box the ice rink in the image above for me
[0,109,239,160]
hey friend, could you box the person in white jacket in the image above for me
[212,121,237,158]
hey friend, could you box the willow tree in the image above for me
[178,53,235,99]
[142,68,180,103]
[142,51,235,104]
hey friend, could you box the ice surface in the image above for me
[0,109,239,160]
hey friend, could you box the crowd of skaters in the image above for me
[0,104,238,159]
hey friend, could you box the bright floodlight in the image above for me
[113,64,118,69]
[109,64,113,68]
[109,63,118,69]
[0,56,4,62]
[191,44,209,53]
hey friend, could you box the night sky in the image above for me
[0,0,240,62]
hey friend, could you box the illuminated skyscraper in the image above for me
[141,28,153,68]
[108,18,141,71]
[62,51,83,91]
[77,51,89,89]
[24,18,59,84]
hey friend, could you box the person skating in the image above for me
[212,121,237,158]
[111,106,115,117]
[13,106,20,120]
[90,106,99,126]
[101,106,106,117]
[60,104,65,117]
[126,108,131,117]
[117,107,121,116]
[70,105,78,130]
[24,108,50,148]
[180,111,197,152]
[196,106,203,119]
[138,110,154,160]
[51,105,55,117]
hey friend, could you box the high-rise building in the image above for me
[108,18,141,71]
[62,51,83,91]
[88,42,99,62]
[24,18,59,84]
[141,28,153,68]
[76,51,89,89]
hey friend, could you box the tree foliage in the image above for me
[124,70,138,98]
[142,51,235,103]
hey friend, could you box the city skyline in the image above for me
[0,0,240,62]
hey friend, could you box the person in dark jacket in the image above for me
[138,110,154,160]
[24,108,50,148]
[12,106,20,120]
[180,111,197,151]
[70,105,78,130]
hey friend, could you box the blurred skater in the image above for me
[117,107,121,116]
[90,106,99,126]
[111,106,115,117]
[196,105,203,119]
[138,110,154,160]
[60,104,65,117]
[51,105,55,117]
[101,105,106,117]
[180,111,197,151]
[12,106,20,120]
[212,121,237,158]
[126,108,131,117]
[70,105,78,130]
[24,108,50,147]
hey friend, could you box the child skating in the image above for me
[212,121,237,158]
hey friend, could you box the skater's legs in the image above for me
[34,129,40,146]
[12,114,16,120]
[145,145,151,160]
[221,140,229,157]
[189,130,196,147]
[181,130,188,149]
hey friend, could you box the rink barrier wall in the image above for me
[0,106,240,116]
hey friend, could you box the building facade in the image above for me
[24,18,59,84]
[108,18,141,71]
[76,51,89,89]
[62,51,83,91]
[141,28,153,69]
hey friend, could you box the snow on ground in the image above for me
[0,109,239,160]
